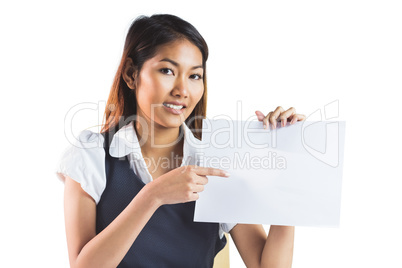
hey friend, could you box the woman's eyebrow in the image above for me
[160,58,203,70]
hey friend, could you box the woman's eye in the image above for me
[160,68,173,75]
[190,74,203,80]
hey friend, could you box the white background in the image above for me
[1,0,401,267]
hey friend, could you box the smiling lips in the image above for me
[163,103,184,109]
[163,102,186,115]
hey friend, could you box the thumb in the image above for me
[255,110,265,121]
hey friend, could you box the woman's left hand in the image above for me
[255,106,306,129]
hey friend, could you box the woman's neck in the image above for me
[134,118,184,158]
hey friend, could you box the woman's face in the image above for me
[135,39,204,129]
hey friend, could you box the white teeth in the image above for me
[164,103,184,110]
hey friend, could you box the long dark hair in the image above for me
[100,14,209,140]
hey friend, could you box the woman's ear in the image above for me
[122,58,138,90]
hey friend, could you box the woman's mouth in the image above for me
[163,103,184,109]
[163,102,186,115]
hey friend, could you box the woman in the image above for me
[57,14,306,267]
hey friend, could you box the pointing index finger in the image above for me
[193,166,230,177]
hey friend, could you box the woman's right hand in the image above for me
[147,165,230,206]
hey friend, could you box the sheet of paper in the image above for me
[194,119,346,227]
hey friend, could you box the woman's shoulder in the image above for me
[77,129,105,145]
[61,129,105,159]
[55,129,106,204]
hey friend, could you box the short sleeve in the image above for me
[55,130,106,204]
[218,223,237,239]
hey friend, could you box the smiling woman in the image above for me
[125,39,205,126]
[56,13,301,268]
[101,14,209,141]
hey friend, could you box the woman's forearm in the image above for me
[73,184,160,268]
[260,226,295,268]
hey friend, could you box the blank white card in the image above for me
[194,119,346,227]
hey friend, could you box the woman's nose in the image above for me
[171,76,189,98]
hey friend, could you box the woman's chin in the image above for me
[153,115,186,129]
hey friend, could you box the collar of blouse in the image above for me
[108,121,203,165]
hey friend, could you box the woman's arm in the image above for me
[64,165,228,268]
[260,225,294,267]
[64,175,159,268]
[230,224,294,268]
[228,106,303,267]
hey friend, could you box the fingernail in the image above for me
[264,124,267,129]
[223,171,230,177]
[282,120,285,127]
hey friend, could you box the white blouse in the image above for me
[55,120,236,239]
